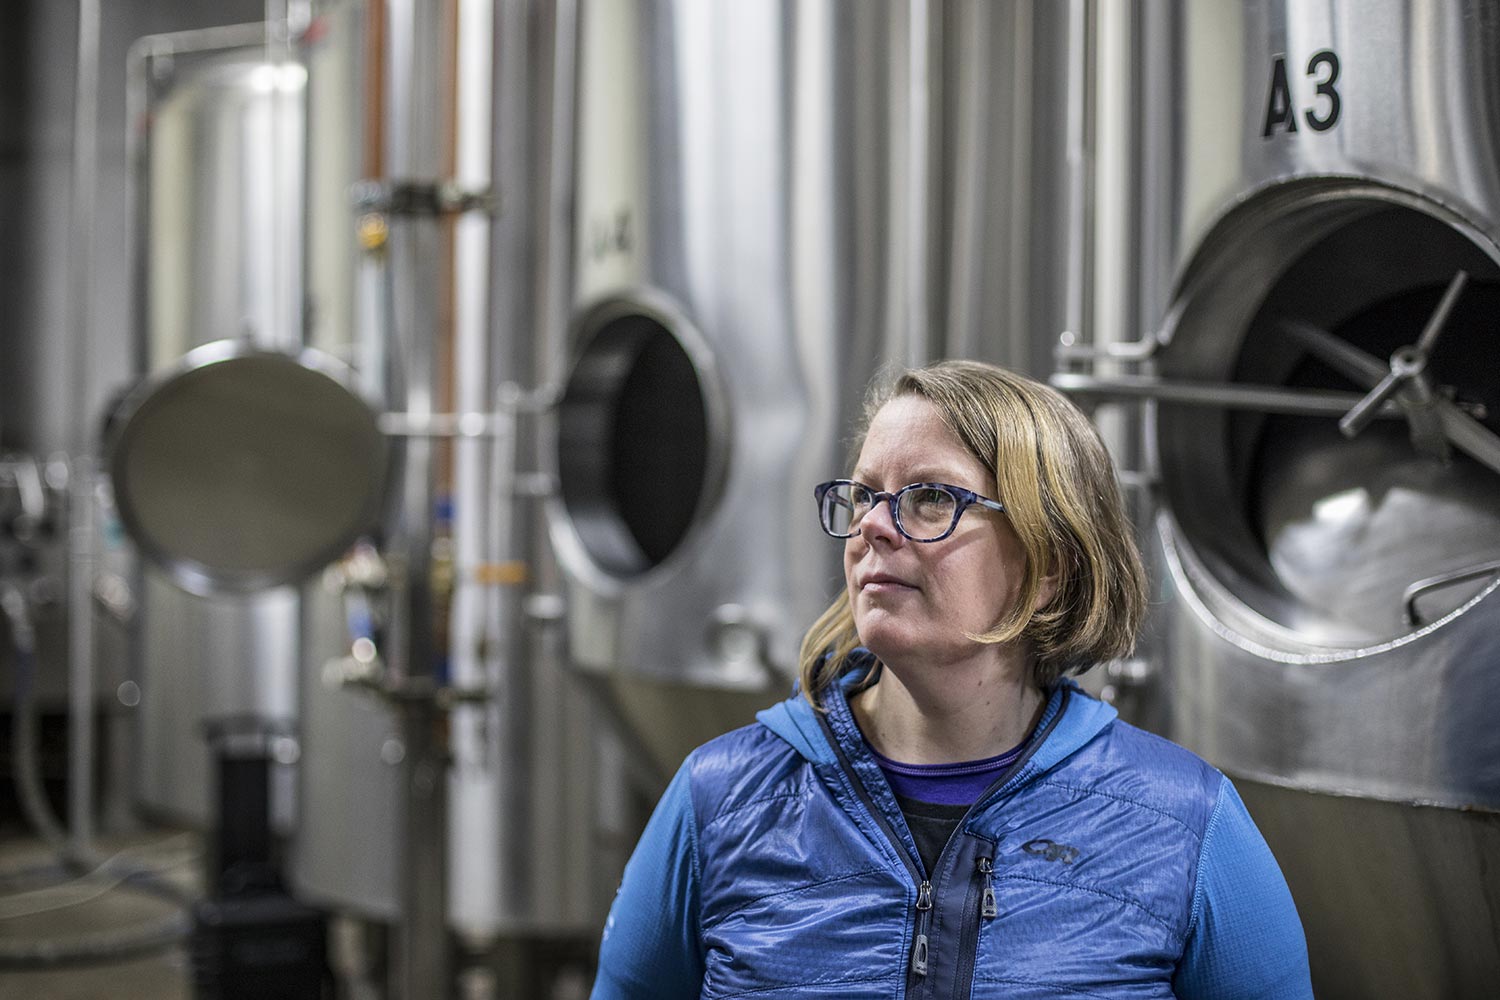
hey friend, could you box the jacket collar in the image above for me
[756,651,1118,789]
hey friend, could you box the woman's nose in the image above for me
[856,496,902,546]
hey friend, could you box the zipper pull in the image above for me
[911,880,933,977]
[976,857,998,919]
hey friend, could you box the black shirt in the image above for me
[896,794,970,876]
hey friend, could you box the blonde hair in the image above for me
[797,359,1147,704]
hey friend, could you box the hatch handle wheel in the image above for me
[1277,271,1500,476]
[1336,270,1466,450]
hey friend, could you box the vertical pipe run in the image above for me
[901,0,932,368]
[541,0,579,393]
[447,0,497,940]
[1091,1,1136,452]
[790,0,838,485]
[264,0,307,353]
[943,1,988,356]
[1063,0,1096,352]
[363,0,386,180]
[383,0,452,993]
[67,0,101,859]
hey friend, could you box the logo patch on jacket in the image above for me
[1022,838,1081,865]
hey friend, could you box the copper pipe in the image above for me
[363,0,385,179]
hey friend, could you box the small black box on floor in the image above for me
[191,893,329,1000]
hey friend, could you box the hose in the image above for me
[0,582,194,969]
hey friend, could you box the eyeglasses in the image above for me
[814,479,1006,543]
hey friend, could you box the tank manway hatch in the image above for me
[557,302,720,579]
[1157,192,1500,655]
[1055,181,1500,814]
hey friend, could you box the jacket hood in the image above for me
[756,659,1118,781]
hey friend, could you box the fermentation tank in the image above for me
[286,1,1093,965]
[550,0,1086,780]
[1060,1,1500,995]
[128,28,306,825]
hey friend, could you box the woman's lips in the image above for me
[859,572,917,593]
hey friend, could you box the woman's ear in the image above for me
[1032,559,1060,612]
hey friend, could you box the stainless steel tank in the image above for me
[1066,1,1500,994]
[285,0,403,924]
[292,1,605,958]
[286,0,1085,966]
[551,0,1084,780]
[129,28,307,825]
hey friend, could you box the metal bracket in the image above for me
[378,382,563,439]
[378,412,503,439]
[349,179,499,217]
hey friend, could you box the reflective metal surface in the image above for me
[289,0,407,924]
[550,0,1082,773]
[129,36,308,824]
[1238,778,1500,1000]
[108,340,386,595]
[291,0,607,950]
[1124,0,1500,991]
[1151,170,1500,811]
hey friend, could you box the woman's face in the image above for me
[844,395,1033,670]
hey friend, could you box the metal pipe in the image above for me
[943,1,989,353]
[125,22,270,377]
[541,0,580,392]
[1061,0,1095,354]
[382,0,452,992]
[379,411,501,438]
[1051,371,1409,418]
[902,0,932,367]
[1403,561,1500,626]
[1092,0,1136,361]
[66,0,101,860]
[264,0,305,353]
[448,0,497,940]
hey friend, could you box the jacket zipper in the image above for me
[816,686,1073,994]
[911,880,933,976]
[977,856,998,918]
[815,710,931,986]
[950,689,1072,998]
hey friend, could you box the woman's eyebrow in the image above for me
[851,468,962,485]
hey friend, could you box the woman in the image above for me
[592,360,1312,998]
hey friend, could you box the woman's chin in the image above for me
[854,620,927,666]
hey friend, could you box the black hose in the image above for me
[1,590,196,969]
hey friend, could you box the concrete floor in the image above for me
[0,829,598,1000]
[0,830,199,999]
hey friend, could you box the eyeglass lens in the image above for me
[821,483,958,541]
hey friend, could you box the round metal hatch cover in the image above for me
[108,340,388,595]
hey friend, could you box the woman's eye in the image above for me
[904,489,954,521]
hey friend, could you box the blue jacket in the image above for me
[593,671,1312,999]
